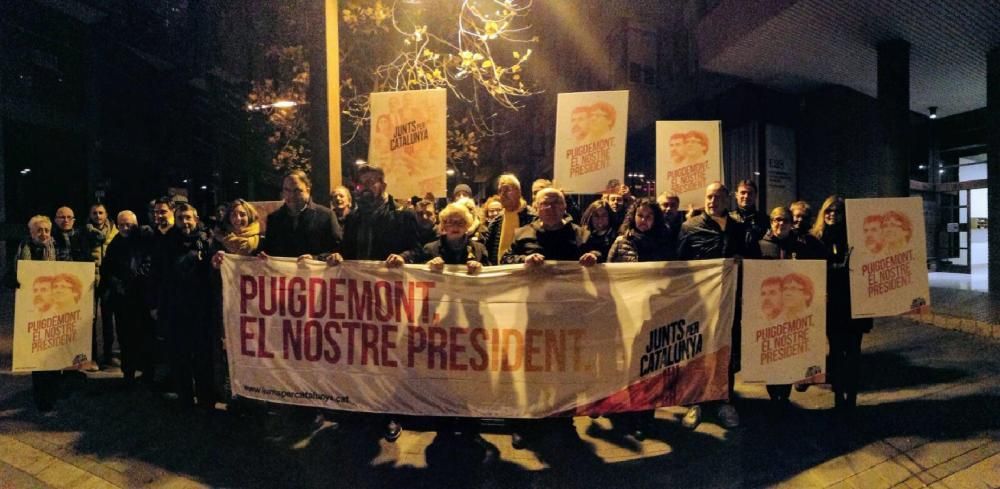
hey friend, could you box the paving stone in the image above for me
[906,438,993,471]
[925,441,1000,481]
[928,452,1000,489]
[831,457,915,489]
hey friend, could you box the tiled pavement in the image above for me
[1,289,998,488]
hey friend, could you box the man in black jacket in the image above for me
[101,210,153,385]
[501,187,597,449]
[333,164,421,264]
[502,188,599,266]
[327,164,421,442]
[677,182,759,430]
[161,203,215,409]
[261,170,342,260]
[730,179,769,243]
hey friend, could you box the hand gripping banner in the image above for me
[222,256,737,418]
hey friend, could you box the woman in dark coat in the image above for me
[758,206,826,404]
[811,195,872,413]
[580,200,617,262]
[409,202,489,270]
[606,198,671,439]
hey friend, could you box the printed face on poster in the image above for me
[368,89,447,199]
[846,197,931,318]
[741,260,827,384]
[655,121,722,208]
[553,91,628,194]
[13,260,95,372]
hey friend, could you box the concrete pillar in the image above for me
[987,47,1000,297]
[877,39,911,197]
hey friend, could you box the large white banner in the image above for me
[741,260,827,384]
[846,197,931,318]
[12,261,96,372]
[368,89,447,199]
[221,256,736,418]
[655,121,722,208]
[553,90,629,194]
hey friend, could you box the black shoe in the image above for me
[384,420,402,442]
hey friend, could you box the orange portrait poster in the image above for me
[846,197,931,318]
[13,260,96,372]
[741,260,827,384]
[368,89,447,200]
[553,91,629,194]
[655,121,722,208]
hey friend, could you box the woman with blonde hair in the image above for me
[407,202,489,271]
[216,199,261,256]
[811,195,872,414]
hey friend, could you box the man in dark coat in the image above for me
[500,187,598,449]
[327,164,421,442]
[657,191,685,245]
[261,170,342,260]
[729,179,769,243]
[335,164,421,264]
[100,210,153,385]
[677,182,760,430]
[161,203,215,409]
[502,188,600,265]
[678,183,759,260]
[481,173,534,265]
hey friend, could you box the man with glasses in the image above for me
[52,206,100,371]
[53,207,92,262]
[501,187,598,449]
[260,170,342,261]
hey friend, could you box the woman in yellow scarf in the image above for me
[217,199,261,256]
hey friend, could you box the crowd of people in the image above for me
[6,164,873,449]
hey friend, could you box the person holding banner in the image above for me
[482,173,534,266]
[408,202,489,271]
[328,163,422,442]
[758,206,826,405]
[502,187,599,448]
[810,195,872,414]
[677,182,759,429]
[606,198,673,438]
[260,170,342,262]
[161,203,216,410]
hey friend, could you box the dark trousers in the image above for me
[169,320,216,407]
[100,299,116,361]
[112,296,153,381]
[829,326,864,409]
